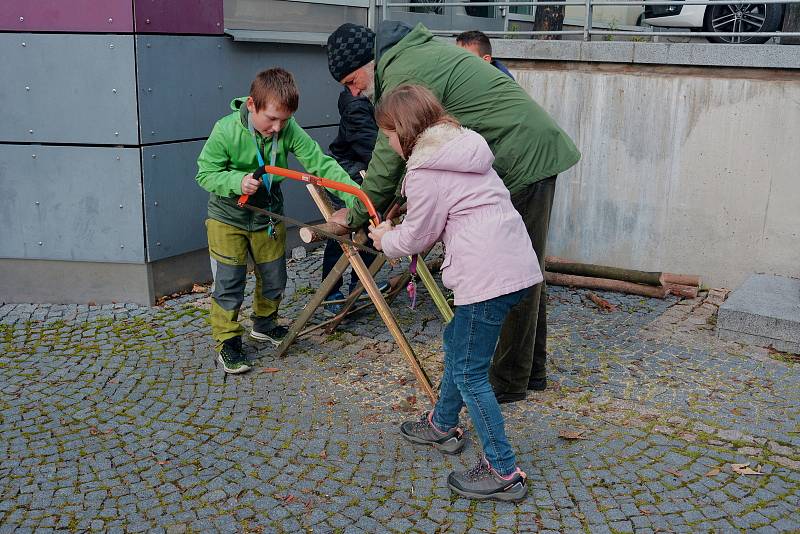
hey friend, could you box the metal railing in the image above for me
[381,0,800,41]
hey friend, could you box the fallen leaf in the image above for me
[704,467,721,477]
[587,291,617,312]
[191,284,207,293]
[558,429,588,440]
[89,427,99,435]
[731,463,764,475]
[280,494,296,504]
[320,450,327,460]
[261,367,280,373]
[157,460,169,465]
[665,468,683,478]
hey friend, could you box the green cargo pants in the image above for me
[206,218,287,350]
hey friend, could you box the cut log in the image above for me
[545,272,668,298]
[782,2,800,45]
[660,273,701,288]
[662,283,699,299]
[298,221,351,244]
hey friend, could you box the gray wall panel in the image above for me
[142,141,209,261]
[0,145,145,262]
[285,126,339,223]
[135,36,341,143]
[0,34,139,145]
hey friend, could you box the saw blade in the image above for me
[239,203,382,256]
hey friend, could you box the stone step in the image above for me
[717,274,800,353]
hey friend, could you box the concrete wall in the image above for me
[510,62,800,288]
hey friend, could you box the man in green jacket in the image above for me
[196,67,360,374]
[326,22,581,402]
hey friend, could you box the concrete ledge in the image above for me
[493,40,800,70]
[718,274,800,353]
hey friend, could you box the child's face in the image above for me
[383,129,403,159]
[247,98,292,137]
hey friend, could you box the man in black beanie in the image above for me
[325,21,581,410]
[327,23,376,99]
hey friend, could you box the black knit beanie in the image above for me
[326,23,376,82]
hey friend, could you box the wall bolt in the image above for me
[156,242,161,246]
[29,129,34,134]
[120,245,124,249]
[35,201,40,206]
[108,18,113,23]
[38,242,43,246]
[119,205,123,209]
[146,43,151,48]
[116,156,120,160]
[114,132,119,136]
[21,42,26,47]
[151,154,157,159]
[25,86,30,91]
[154,201,159,206]
[109,43,115,49]
[151,131,155,135]
[146,18,151,24]
[112,88,117,94]
[19,17,24,22]
[218,84,223,89]
[31,154,36,159]
[217,44,222,49]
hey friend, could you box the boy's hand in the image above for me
[367,221,393,251]
[329,208,350,228]
[241,173,260,195]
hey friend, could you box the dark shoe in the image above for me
[250,321,288,346]
[448,456,527,502]
[494,391,527,405]
[527,377,547,391]
[399,411,465,455]
[216,338,250,374]
[323,291,346,316]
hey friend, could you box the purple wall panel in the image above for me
[134,0,223,34]
[0,1,134,32]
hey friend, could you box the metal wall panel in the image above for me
[134,0,224,34]
[0,0,134,32]
[285,126,339,223]
[0,145,145,263]
[142,126,341,261]
[142,141,209,261]
[0,34,139,145]
[135,35,341,143]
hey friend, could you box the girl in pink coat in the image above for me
[368,84,542,502]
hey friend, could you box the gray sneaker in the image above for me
[447,456,527,502]
[399,411,465,454]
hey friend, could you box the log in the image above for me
[662,283,699,299]
[298,221,351,244]
[545,256,662,286]
[545,272,668,298]
[660,273,701,288]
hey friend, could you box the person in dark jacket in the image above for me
[455,30,515,79]
[325,22,581,402]
[321,89,386,314]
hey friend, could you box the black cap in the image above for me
[326,23,376,82]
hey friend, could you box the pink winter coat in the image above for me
[381,123,542,306]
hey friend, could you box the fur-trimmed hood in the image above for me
[406,123,495,174]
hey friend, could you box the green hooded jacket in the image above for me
[347,22,581,227]
[196,97,360,232]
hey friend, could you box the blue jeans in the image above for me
[432,288,529,476]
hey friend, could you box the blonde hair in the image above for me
[375,85,459,159]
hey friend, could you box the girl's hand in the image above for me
[368,221,393,251]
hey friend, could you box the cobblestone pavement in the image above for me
[1,249,799,533]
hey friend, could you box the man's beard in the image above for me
[362,80,375,103]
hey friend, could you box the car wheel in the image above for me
[703,3,785,44]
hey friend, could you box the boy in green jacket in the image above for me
[196,68,361,374]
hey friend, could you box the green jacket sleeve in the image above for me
[287,121,362,211]
[348,131,405,227]
[196,121,246,197]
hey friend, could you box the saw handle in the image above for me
[237,165,381,227]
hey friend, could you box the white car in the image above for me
[643,2,786,43]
